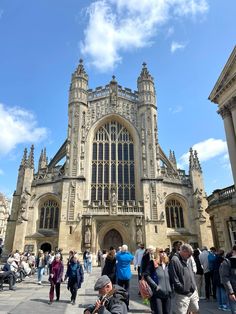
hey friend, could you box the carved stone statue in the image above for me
[85,227,91,244]
[111,190,117,207]
[18,189,31,222]
[136,228,143,244]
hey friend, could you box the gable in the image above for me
[209,46,236,104]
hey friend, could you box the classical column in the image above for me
[229,97,236,137]
[219,106,236,186]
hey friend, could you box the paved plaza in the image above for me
[0,266,224,314]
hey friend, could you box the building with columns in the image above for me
[208,45,236,251]
[4,61,212,256]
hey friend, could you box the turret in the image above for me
[109,75,118,106]
[189,147,205,194]
[169,149,177,169]
[28,145,34,169]
[69,59,88,106]
[137,62,156,107]
[19,148,28,170]
[38,148,48,170]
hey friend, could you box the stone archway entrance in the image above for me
[40,242,51,253]
[102,229,123,251]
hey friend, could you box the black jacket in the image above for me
[144,260,172,299]
[168,252,196,295]
[84,284,128,314]
[102,257,116,284]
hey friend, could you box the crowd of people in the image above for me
[2,243,236,314]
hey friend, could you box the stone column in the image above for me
[219,106,236,186]
[229,97,236,138]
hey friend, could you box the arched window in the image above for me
[91,121,135,203]
[165,199,184,228]
[39,200,59,229]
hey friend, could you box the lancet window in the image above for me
[91,121,135,203]
[165,199,184,228]
[39,200,59,229]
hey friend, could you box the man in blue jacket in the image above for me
[116,244,134,307]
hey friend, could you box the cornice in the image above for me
[209,46,236,104]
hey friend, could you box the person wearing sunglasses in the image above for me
[143,248,172,314]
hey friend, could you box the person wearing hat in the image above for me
[48,253,64,304]
[84,275,128,314]
[64,254,84,305]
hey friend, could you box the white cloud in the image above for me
[0,103,48,155]
[179,138,228,167]
[0,169,4,175]
[169,105,183,114]
[171,41,186,53]
[81,0,209,71]
[166,27,175,37]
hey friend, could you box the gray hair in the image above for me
[180,243,193,254]
[121,244,128,252]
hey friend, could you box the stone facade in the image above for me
[4,60,213,256]
[207,45,236,251]
[0,193,10,244]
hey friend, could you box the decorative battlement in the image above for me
[33,166,65,184]
[88,85,139,102]
[82,200,144,215]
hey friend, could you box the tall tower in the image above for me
[189,148,211,247]
[137,63,159,223]
[66,59,88,177]
[4,146,34,253]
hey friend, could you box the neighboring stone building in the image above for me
[208,45,236,252]
[0,193,10,244]
[4,60,213,256]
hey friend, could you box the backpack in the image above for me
[139,277,153,299]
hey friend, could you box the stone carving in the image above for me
[136,228,143,243]
[84,227,91,244]
[136,216,142,226]
[18,188,31,222]
[111,190,117,207]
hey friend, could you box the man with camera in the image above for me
[84,275,128,314]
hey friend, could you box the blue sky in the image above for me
[0,0,235,197]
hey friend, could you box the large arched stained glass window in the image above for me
[91,121,135,203]
[165,199,184,228]
[39,200,59,229]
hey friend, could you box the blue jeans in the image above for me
[87,261,92,273]
[229,298,236,314]
[216,286,227,307]
[37,267,44,282]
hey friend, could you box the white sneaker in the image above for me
[38,281,42,285]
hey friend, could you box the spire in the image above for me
[169,150,177,166]
[194,150,202,172]
[27,145,34,169]
[38,147,48,170]
[74,58,88,80]
[189,148,202,172]
[138,62,154,83]
[20,148,28,169]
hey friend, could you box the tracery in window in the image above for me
[91,121,135,203]
[165,199,184,228]
[39,200,59,229]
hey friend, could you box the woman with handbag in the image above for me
[48,253,64,304]
[143,248,172,314]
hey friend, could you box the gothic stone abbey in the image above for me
[4,60,213,255]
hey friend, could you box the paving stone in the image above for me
[0,266,225,313]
